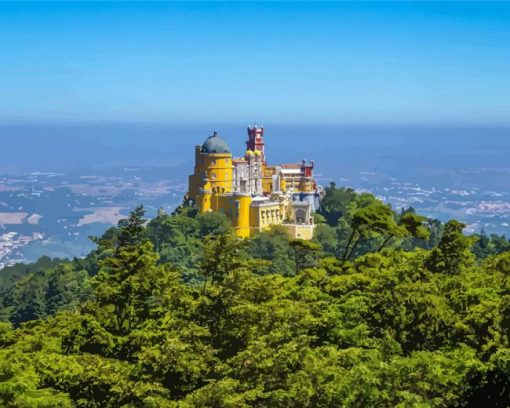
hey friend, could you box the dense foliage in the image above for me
[0,186,508,407]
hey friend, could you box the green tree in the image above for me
[426,220,474,274]
[290,239,321,273]
[342,201,401,261]
[197,211,232,237]
[87,206,166,340]
[1,192,509,407]
[247,227,296,276]
[200,233,244,292]
[317,183,357,227]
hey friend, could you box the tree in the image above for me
[342,201,401,261]
[197,211,232,237]
[0,256,64,293]
[290,239,321,273]
[200,233,244,292]
[472,231,510,259]
[247,227,296,276]
[0,262,89,326]
[1,193,509,407]
[116,205,147,247]
[87,206,168,340]
[425,220,474,274]
[313,224,340,258]
[386,211,430,251]
[490,234,510,254]
[317,183,357,227]
[472,229,492,259]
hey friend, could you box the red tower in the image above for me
[301,159,314,178]
[246,125,265,162]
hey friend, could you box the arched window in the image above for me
[211,172,216,179]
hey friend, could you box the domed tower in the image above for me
[188,132,234,209]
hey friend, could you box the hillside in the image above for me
[0,185,509,407]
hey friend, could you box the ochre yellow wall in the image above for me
[203,193,252,239]
[298,178,314,193]
[280,177,287,192]
[262,165,275,195]
[203,154,233,194]
[250,203,284,233]
[235,195,252,238]
[282,224,315,240]
[189,151,233,203]
[201,181,212,212]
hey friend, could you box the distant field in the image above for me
[0,123,509,265]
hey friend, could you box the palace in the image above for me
[188,126,322,239]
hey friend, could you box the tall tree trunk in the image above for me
[342,228,357,262]
[346,234,363,261]
[377,234,394,252]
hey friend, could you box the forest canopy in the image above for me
[0,185,509,407]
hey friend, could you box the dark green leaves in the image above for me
[1,190,509,407]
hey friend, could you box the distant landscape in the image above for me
[1,122,509,267]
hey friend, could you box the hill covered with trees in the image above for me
[0,185,509,407]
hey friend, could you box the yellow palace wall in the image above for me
[189,149,233,200]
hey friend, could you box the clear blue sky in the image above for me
[1,1,509,124]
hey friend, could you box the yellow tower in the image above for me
[189,132,234,211]
[200,180,212,212]
[235,194,252,238]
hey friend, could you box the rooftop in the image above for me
[201,132,231,154]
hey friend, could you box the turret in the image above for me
[299,160,315,193]
[246,125,265,163]
[301,159,314,178]
[244,149,263,196]
[200,180,212,212]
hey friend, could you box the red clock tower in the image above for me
[246,125,266,163]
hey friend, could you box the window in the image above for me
[211,159,217,165]
[211,172,216,179]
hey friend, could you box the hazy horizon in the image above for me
[2,122,509,189]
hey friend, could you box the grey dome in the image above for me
[201,132,230,154]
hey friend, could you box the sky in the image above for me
[1,1,510,124]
